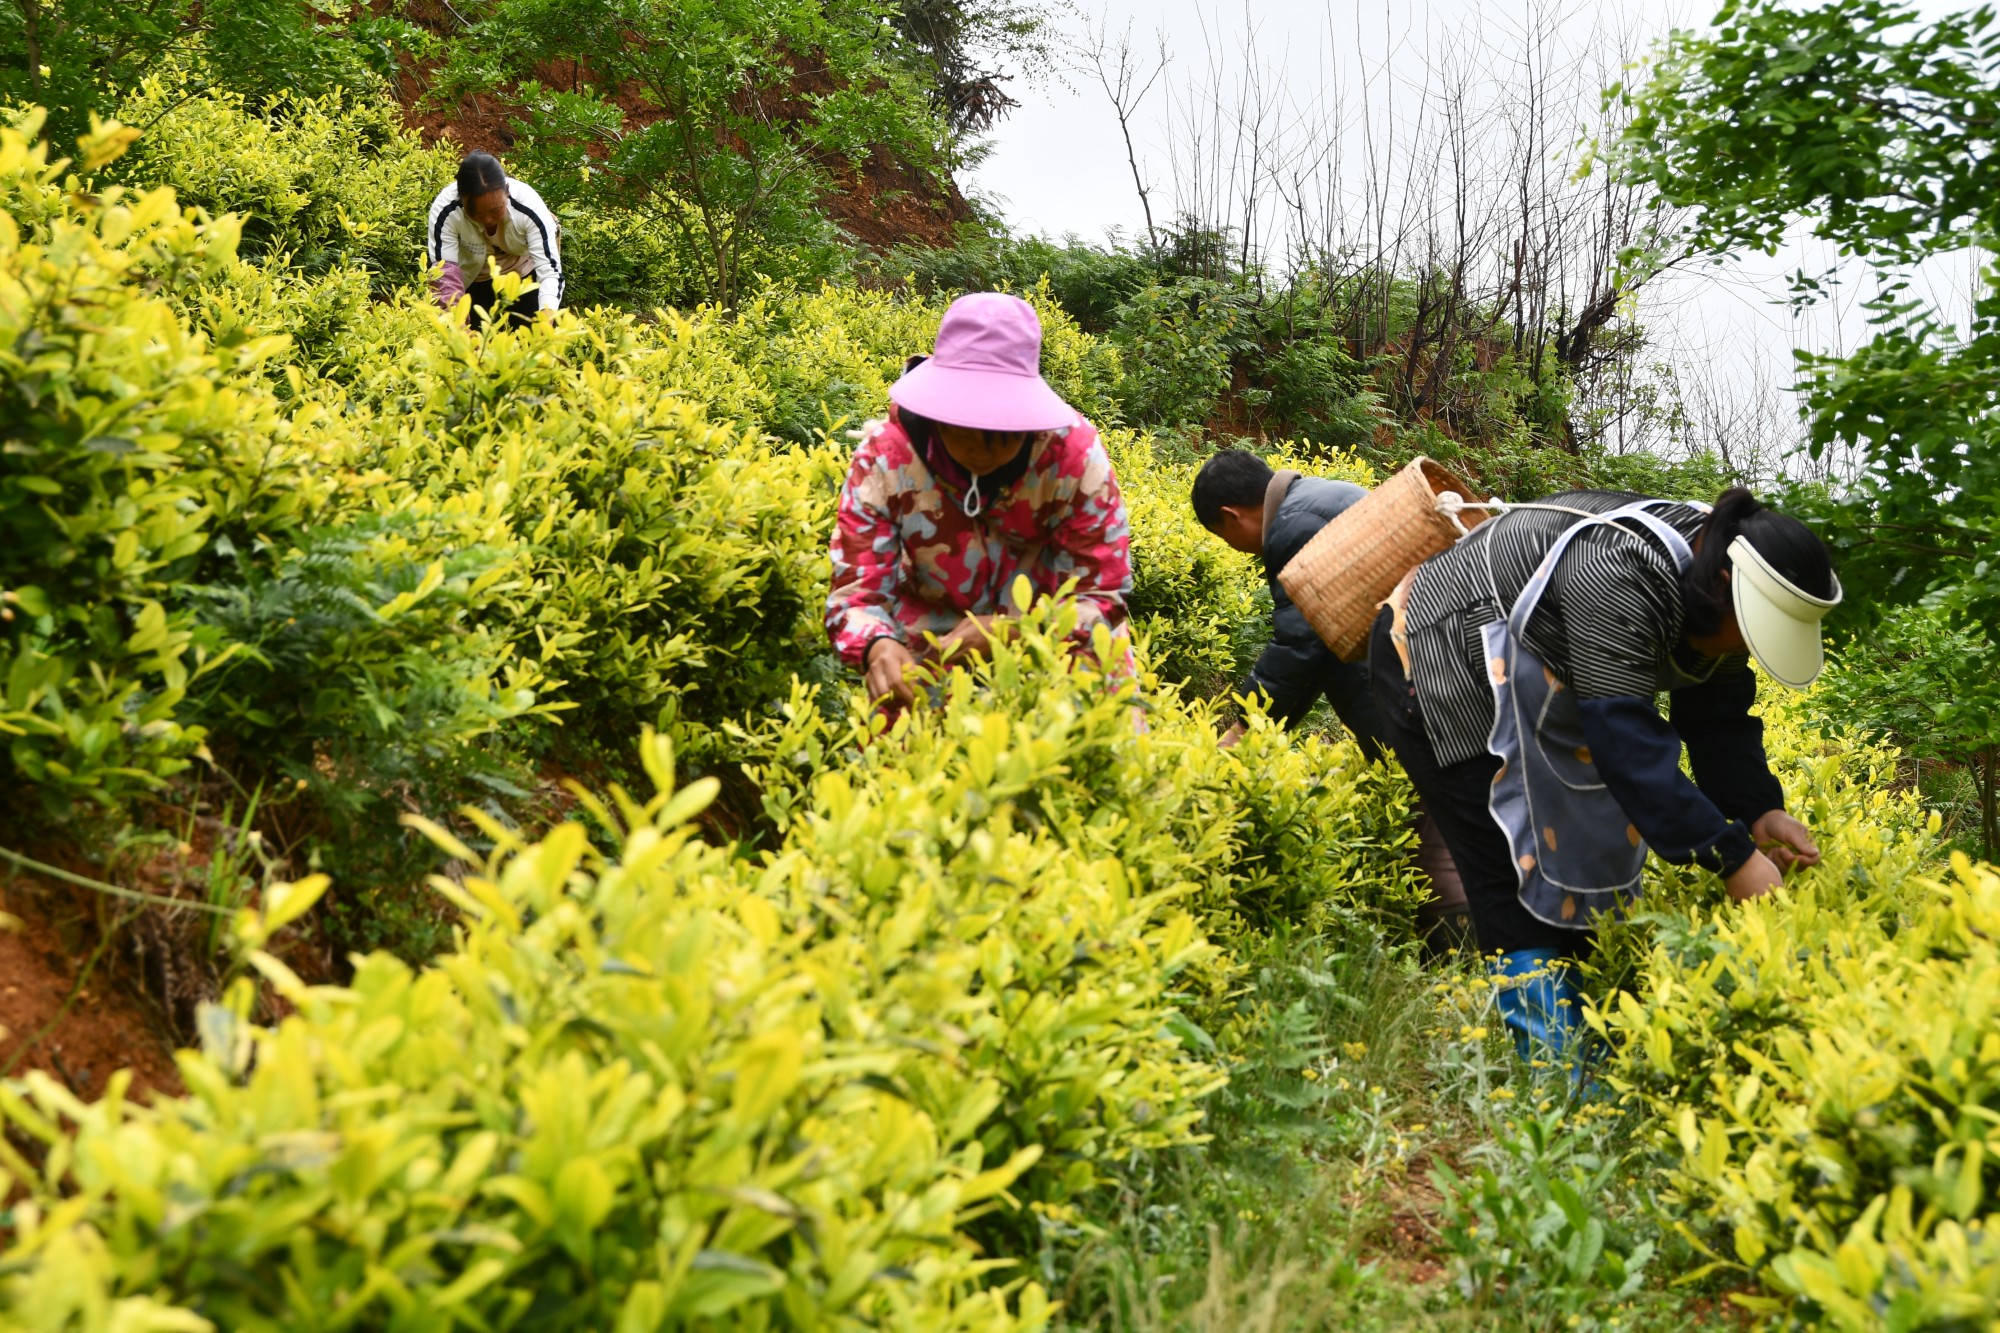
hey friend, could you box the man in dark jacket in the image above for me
[1192,450,1384,750]
[1193,449,1468,946]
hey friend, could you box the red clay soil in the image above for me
[388,2,971,252]
[0,875,183,1102]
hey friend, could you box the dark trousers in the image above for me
[467,280,541,332]
[1367,607,1588,959]
[1326,663,1389,763]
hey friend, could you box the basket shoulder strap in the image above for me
[1263,468,1300,518]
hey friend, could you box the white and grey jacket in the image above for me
[425,175,563,311]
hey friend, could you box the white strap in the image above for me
[1434,490,1659,537]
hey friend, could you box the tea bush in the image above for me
[1104,428,1266,691]
[1591,694,2000,1327]
[0,93,1286,918]
[745,629,1228,1226]
[1600,856,2000,1328]
[0,113,568,854]
[0,113,307,805]
[111,76,452,291]
[0,600,1422,1321]
[749,595,1421,950]
[300,297,842,757]
[0,736,1054,1331]
[742,597,1423,1235]
[689,281,1125,446]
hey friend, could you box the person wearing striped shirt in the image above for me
[426,152,563,329]
[1368,486,1841,1064]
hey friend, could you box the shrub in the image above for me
[744,597,1423,1231]
[1583,447,1734,503]
[1590,693,2000,1327]
[559,194,854,315]
[1107,278,1250,429]
[110,76,452,291]
[1103,428,1266,691]
[888,232,1158,333]
[309,299,841,759]
[745,609,1233,1219]
[1601,854,2000,1329]
[0,114,557,826]
[699,281,1124,446]
[0,735,1053,1331]
[0,113,298,805]
[186,516,548,781]
[0,588,1417,1317]
[1259,334,1385,451]
[1811,602,1999,859]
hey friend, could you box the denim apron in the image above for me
[1479,500,1701,932]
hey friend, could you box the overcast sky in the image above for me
[963,0,1977,467]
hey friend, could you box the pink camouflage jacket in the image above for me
[825,407,1134,668]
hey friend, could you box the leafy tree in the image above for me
[886,0,1054,135]
[0,0,413,145]
[436,0,950,307]
[1615,0,2000,661]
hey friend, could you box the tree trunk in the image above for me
[20,0,42,104]
[1980,744,1997,863]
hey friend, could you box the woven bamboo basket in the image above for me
[1277,456,1489,662]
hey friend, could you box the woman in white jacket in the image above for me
[426,151,563,329]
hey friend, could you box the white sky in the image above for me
[963,0,1979,470]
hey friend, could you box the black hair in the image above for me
[1191,449,1276,529]
[1682,486,1837,636]
[457,151,508,203]
[897,404,943,454]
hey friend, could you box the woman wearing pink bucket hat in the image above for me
[826,292,1134,707]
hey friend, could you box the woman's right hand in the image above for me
[865,637,917,706]
[1725,849,1784,902]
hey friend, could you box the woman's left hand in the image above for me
[938,615,1003,661]
[1750,809,1821,874]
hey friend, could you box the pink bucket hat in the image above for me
[889,292,1077,432]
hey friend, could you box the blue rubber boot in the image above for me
[1491,948,1586,1071]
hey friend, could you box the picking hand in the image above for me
[865,637,917,706]
[937,615,1003,661]
[1218,721,1247,749]
[1750,809,1821,874]
[1725,848,1785,902]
